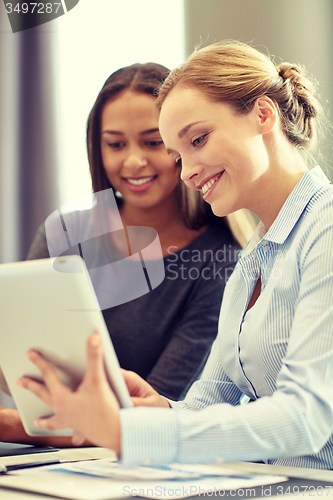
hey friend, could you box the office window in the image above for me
[54,0,185,206]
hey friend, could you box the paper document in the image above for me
[65,458,255,480]
[0,459,288,500]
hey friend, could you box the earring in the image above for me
[114,190,123,199]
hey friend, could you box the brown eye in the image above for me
[108,142,125,149]
[145,140,164,147]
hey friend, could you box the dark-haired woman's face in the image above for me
[100,90,179,211]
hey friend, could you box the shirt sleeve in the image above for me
[120,337,243,467]
[120,203,333,467]
[176,338,243,409]
[146,258,236,400]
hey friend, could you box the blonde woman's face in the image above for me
[100,90,179,211]
[159,86,271,218]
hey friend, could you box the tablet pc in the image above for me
[0,256,132,436]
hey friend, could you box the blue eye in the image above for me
[192,134,208,147]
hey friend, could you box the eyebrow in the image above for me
[101,128,160,136]
[140,128,160,135]
[178,121,204,139]
[166,121,205,155]
[101,130,123,136]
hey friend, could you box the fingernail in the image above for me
[90,333,101,348]
[17,379,23,387]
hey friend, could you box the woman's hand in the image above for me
[17,333,121,452]
[122,369,170,408]
[0,406,82,447]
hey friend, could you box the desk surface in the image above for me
[0,448,332,500]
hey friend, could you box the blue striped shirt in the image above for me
[120,166,333,469]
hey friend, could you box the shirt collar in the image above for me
[241,166,331,257]
[264,166,331,244]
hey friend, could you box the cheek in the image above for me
[156,153,178,174]
[101,149,120,175]
[159,159,181,192]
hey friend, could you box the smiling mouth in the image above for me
[124,175,157,186]
[201,172,223,195]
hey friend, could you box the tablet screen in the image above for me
[0,256,132,436]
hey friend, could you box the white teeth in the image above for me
[201,173,222,195]
[126,176,155,186]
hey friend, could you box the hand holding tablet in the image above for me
[0,256,132,438]
[17,332,122,451]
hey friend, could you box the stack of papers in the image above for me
[0,458,288,500]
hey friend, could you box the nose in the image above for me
[180,158,202,189]
[123,148,148,170]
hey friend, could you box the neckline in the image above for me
[163,225,216,260]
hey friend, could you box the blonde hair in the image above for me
[156,41,323,164]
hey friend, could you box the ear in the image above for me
[254,96,277,134]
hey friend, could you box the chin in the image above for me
[211,196,241,218]
[211,204,229,218]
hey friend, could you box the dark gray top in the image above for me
[27,214,240,400]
